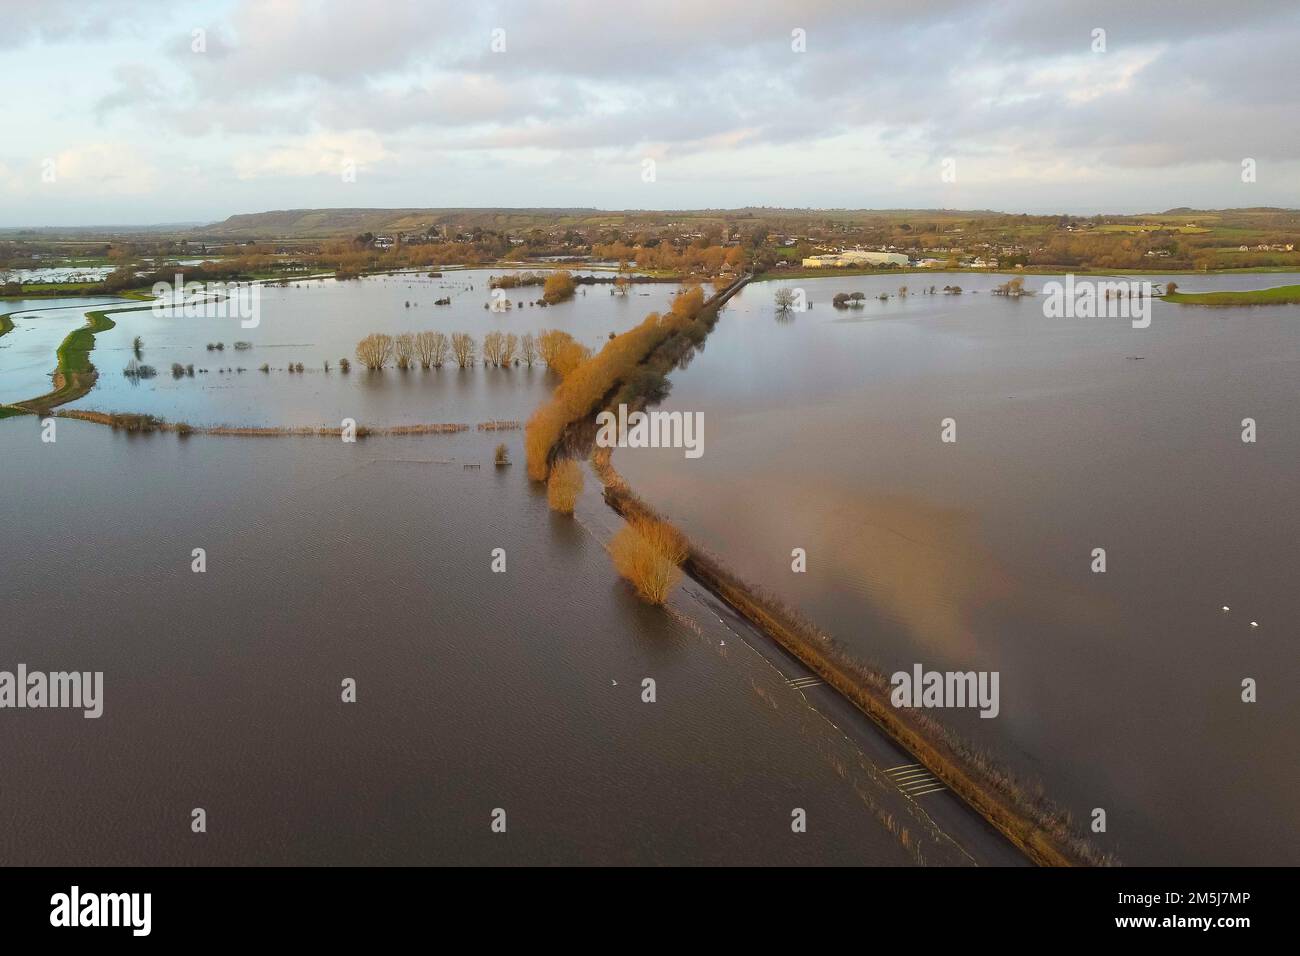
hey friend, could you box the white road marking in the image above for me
[882,763,947,796]
[786,676,823,688]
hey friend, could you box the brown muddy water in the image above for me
[615,272,1300,866]
[0,418,971,865]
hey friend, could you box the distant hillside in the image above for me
[179,205,1300,242]
[193,208,615,239]
[190,206,1012,239]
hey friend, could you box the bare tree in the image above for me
[451,332,476,368]
[483,331,506,366]
[520,332,537,367]
[774,288,796,311]
[414,331,437,369]
[430,331,450,368]
[394,332,416,369]
[355,333,394,370]
[537,328,575,366]
[501,332,519,367]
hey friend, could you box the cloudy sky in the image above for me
[2,0,1297,225]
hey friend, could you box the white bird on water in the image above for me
[611,679,617,686]
[1250,622,1259,628]
[1221,605,1230,612]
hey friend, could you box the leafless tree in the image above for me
[429,331,450,367]
[414,331,437,368]
[394,332,416,369]
[483,331,506,366]
[356,333,394,370]
[537,328,573,366]
[501,332,519,366]
[451,332,476,368]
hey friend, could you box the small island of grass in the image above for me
[1164,284,1300,306]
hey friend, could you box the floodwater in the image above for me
[0,297,126,404]
[614,271,1300,866]
[0,418,974,865]
[7,270,1292,866]
[68,270,680,426]
[8,267,115,283]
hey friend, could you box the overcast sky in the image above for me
[2,0,1297,226]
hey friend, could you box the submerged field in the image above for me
[55,271,682,427]
[0,297,128,405]
[614,271,1300,866]
[0,419,970,865]
[4,268,1295,865]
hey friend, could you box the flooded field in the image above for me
[0,417,982,865]
[614,272,1300,866]
[5,269,1294,866]
[0,297,126,404]
[69,270,680,426]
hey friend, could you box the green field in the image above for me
[1165,284,1300,306]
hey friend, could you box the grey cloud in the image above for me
[30,0,1300,212]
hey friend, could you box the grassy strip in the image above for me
[10,301,163,414]
[1165,284,1300,306]
[12,307,125,414]
[598,470,1108,867]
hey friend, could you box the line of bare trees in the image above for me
[355,329,575,371]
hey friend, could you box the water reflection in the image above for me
[616,271,1300,865]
